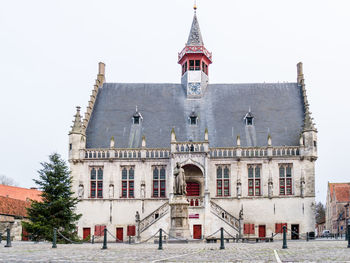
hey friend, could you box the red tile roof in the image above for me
[0,196,30,217]
[329,183,350,202]
[0,184,42,202]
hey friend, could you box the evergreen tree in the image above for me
[23,153,81,242]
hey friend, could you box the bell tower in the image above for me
[178,3,212,98]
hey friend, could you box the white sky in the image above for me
[1,0,349,203]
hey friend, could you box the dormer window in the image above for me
[189,111,198,125]
[244,110,254,126]
[132,106,143,125]
[246,117,253,125]
[133,116,140,124]
[190,116,197,125]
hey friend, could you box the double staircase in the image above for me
[137,200,241,236]
[138,202,169,234]
[210,200,241,234]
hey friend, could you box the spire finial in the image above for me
[70,106,83,135]
[194,0,197,12]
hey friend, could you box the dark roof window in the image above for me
[132,106,143,125]
[189,111,198,125]
[244,110,254,126]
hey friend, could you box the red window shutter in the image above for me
[127,225,136,236]
[250,224,255,235]
[244,224,249,234]
[95,225,99,236]
[275,223,281,233]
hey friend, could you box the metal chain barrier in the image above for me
[130,229,161,245]
[223,228,236,239]
[203,228,221,239]
[106,229,123,243]
[286,228,308,240]
[56,229,83,244]
[162,229,185,241]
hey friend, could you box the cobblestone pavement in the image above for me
[0,240,349,262]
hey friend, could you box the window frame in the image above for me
[279,164,293,196]
[152,166,166,198]
[121,166,135,198]
[90,167,103,199]
[247,164,261,196]
[216,165,230,197]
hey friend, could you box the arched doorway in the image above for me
[182,164,203,207]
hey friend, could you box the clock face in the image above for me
[188,82,201,95]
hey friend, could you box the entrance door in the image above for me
[193,225,202,239]
[83,228,91,240]
[258,225,266,238]
[116,227,123,242]
[291,224,299,240]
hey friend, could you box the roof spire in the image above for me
[70,106,83,135]
[187,3,204,46]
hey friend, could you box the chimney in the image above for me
[297,62,304,85]
[98,62,105,75]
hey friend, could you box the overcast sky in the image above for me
[1,0,349,203]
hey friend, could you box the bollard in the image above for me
[52,228,57,248]
[158,228,163,250]
[220,227,225,250]
[0,232,2,244]
[306,232,309,242]
[282,226,287,249]
[4,227,12,248]
[102,228,107,249]
[91,235,94,244]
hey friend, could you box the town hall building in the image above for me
[69,6,317,241]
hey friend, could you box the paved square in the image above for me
[0,240,349,262]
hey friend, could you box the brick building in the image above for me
[0,184,41,240]
[326,183,350,235]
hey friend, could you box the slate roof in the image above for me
[0,184,42,202]
[187,13,204,46]
[0,196,30,217]
[86,82,305,149]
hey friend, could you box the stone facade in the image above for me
[69,9,317,242]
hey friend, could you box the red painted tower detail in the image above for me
[179,6,212,98]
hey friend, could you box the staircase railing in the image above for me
[139,202,169,234]
[210,200,240,233]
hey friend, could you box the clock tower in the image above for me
[178,4,212,98]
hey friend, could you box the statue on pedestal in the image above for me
[169,162,190,241]
[173,162,187,195]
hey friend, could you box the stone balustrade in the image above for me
[145,149,170,159]
[173,142,206,153]
[210,146,300,158]
[187,196,204,207]
[84,149,111,159]
[139,202,169,234]
[83,145,299,160]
